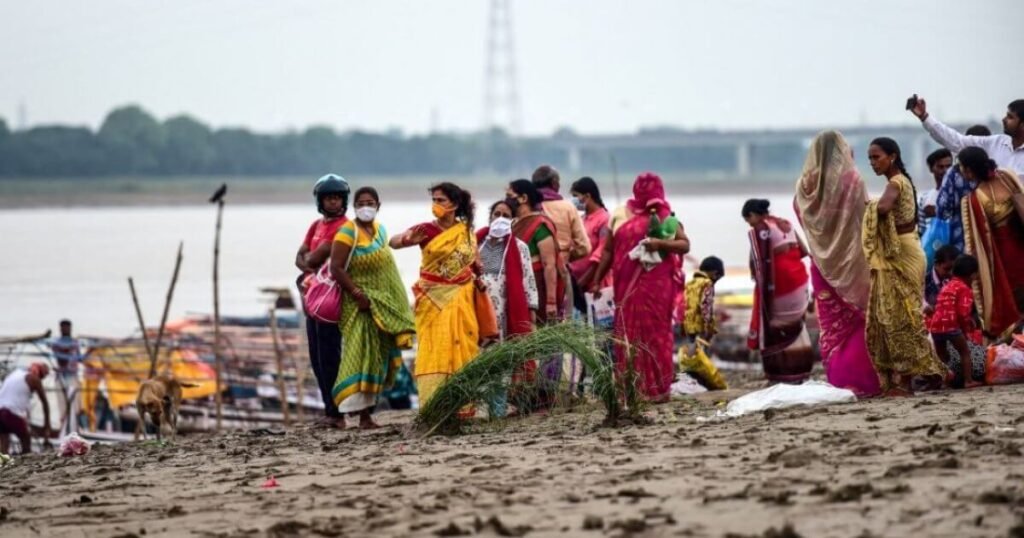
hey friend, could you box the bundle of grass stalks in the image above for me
[415,322,621,435]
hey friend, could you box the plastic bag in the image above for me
[585,287,615,329]
[921,217,952,271]
[671,373,708,396]
[718,381,856,418]
[985,344,1024,385]
[678,338,727,391]
[58,433,92,457]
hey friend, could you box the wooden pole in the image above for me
[268,308,290,426]
[127,277,155,363]
[293,311,306,423]
[149,242,184,379]
[212,197,225,431]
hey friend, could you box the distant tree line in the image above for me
[0,105,811,178]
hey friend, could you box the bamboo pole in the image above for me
[268,308,290,425]
[211,192,226,431]
[293,312,306,423]
[127,277,155,364]
[149,242,184,379]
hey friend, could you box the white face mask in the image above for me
[489,217,512,238]
[355,206,377,222]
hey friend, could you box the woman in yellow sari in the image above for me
[391,182,480,407]
[863,138,947,395]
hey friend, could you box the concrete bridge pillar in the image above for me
[736,142,752,178]
[567,145,581,173]
[908,135,930,182]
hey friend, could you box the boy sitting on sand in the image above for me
[927,255,983,389]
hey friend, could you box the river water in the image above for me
[0,193,804,336]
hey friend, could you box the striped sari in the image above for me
[332,220,416,413]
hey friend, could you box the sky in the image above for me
[0,0,1020,136]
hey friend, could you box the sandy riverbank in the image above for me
[2,377,1024,538]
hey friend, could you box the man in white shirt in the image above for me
[0,363,52,455]
[909,97,1024,176]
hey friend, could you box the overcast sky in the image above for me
[1,0,1019,135]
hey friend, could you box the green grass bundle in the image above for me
[415,322,621,435]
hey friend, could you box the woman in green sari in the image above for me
[329,187,416,428]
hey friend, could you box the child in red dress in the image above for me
[927,255,982,389]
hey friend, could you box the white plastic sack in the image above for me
[671,373,708,396]
[717,381,855,418]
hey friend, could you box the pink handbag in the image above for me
[304,263,342,323]
[303,235,356,324]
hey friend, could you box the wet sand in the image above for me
[2,381,1024,538]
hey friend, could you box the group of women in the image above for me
[761,130,1024,398]
[297,170,692,425]
[294,130,1024,427]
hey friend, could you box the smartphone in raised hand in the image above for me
[905,94,919,111]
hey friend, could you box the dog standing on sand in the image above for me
[134,372,197,441]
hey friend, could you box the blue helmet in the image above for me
[313,174,350,215]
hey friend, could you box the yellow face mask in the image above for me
[432,202,453,219]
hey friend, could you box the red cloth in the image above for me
[302,216,348,252]
[412,222,444,249]
[475,228,533,337]
[625,172,671,220]
[747,221,808,351]
[513,214,565,321]
[611,209,681,401]
[774,247,810,295]
[927,277,976,335]
[967,194,1024,334]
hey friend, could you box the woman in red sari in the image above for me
[959,147,1024,337]
[743,199,813,383]
[592,172,690,403]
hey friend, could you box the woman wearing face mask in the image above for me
[476,200,539,341]
[476,200,540,416]
[507,179,565,406]
[390,182,479,408]
[507,180,562,324]
[329,187,416,428]
[569,177,613,311]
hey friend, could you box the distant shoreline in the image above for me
[0,175,802,209]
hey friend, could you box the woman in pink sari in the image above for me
[592,172,690,402]
[794,130,881,397]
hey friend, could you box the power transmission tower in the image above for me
[482,0,522,136]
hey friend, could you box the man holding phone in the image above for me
[907,94,1024,175]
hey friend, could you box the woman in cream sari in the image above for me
[794,131,880,397]
[958,147,1024,337]
[391,182,480,407]
[863,138,946,395]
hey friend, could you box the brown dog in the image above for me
[134,373,197,441]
